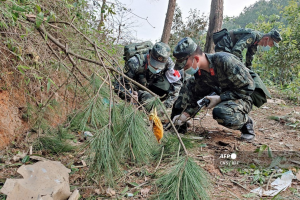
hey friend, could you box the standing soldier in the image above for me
[213,28,282,69]
[171,37,256,141]
[114,42,182,117]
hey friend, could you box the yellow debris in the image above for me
[149,108,164,143]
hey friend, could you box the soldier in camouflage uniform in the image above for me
[114,42,182,114]
[213,28,282,69]
[171,37,256,141]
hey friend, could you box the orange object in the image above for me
[149,108,164,143]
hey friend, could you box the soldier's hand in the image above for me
[172,112,190,126]
[131,90,138,104]
[205,95,221,109]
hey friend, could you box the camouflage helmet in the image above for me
[173,37,197,70]
[149,42,171,70]
[266,29,282,47]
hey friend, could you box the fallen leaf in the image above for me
[13,152,27,162]
[94,189,101,195]
[106,188,116,197]
[140,188,150,197]
[296,171,300,181]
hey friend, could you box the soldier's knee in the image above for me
[212,107,231,120]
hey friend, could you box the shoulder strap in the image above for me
[229,30,237,45]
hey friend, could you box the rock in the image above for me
[1,161,71,200]
[84,131,93,137]
[68,189,80,200]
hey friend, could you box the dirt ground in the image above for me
[0,91,299,199]
[187,96,300,200]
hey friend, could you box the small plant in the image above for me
[156,156,211,200]
[33,135,75,154]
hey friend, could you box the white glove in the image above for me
[205,95,221,109]
[172,112,190,126]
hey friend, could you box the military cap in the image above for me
[173,37,197,70]
[150,42,171,70]
[267,29,282,47]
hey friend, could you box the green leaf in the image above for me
[268,147,273,158]
[22,155,30,163]
[249,163,256,169]
[121,186,129,195]
[199,143,207,147]
[36,12,44,28]
[243,193,257,198]
[47,104,54,110]
[17,65,30,74]
[129,182,139,187]
[36,5,41,13]
[12,5,26,13]
[47,79,51,93]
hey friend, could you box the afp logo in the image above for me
[219,153,237,160]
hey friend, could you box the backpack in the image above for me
[249,70,271,108]
[123,41,153,63]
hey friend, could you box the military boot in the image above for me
[240,117,255,141]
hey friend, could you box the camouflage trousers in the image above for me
[172,91,253,131]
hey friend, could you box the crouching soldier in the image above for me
[114,42,182,121]
[171,37,257,141]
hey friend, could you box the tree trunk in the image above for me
[97,0,106,31]
[204,0,223,53]
[161,0,176,44]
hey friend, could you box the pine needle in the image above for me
[116,104,157,164]
[86,126,121,186]
[33,136,75,154]
[156,156,212,200]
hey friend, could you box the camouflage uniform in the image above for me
[114,42,182,109]
[172,52,255,130]
[214,28,282,69]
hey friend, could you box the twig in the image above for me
[230,179,250,191]
[94,42,113,128]
[155,146,164,172]
[133,181,149,189]
[227,189,240,200]
[126,9,155,28]
[266,171,276,191]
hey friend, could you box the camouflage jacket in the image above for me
[230,28,264,68]
[114,53,182,107]
[182,52,255,116]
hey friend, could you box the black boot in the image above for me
[240,117,255,141]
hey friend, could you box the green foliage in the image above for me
[169,4,207,50]
[223,0,290,30]
[245,0,300,102]
[156,156,211,200]
[163,134,196,157]
[116,103,157,164]
[33,135,75,154]
[86,126,121,186]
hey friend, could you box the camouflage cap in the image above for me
[173,37,197,70]
[149,42,171,70]
[267,29,282,47]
